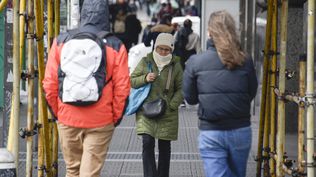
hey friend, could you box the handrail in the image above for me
[0,0,8,12]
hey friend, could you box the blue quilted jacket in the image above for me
[183,40,258,130]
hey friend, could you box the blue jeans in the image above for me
[198,126,252,177]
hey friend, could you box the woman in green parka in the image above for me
[130,33,183,177]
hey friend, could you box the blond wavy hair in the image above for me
[208,10,245,69]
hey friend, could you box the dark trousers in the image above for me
[142,134,171,177]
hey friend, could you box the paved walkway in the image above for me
[10,104,260,177]
[99,106,259,177]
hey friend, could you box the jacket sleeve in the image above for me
[169,63,183,110]
[112,44,131,123]
[182,57,198,105]
[130,58,148,88]
[43,39,59,117]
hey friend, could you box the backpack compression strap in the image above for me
[97,31,112,39]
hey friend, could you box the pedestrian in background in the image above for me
[43,0,130,176]
[182,10,258,177]
[142,17,158,43]
[174,18,201,70]
[144,13,175,50]
[131,33,183,177]
[124,12,142,51]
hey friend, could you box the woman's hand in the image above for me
[146,72,156,82]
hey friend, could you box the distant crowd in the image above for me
[108,0,199,51]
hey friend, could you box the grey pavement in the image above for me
[5,101,259,177]
[7,92,304,177]
[6,85,312,177]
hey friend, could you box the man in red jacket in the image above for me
[42,0,130,176]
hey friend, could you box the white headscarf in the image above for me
[153,33,174,72]
[153,50,172,72]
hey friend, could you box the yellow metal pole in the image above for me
[47,0,53,51]
[306,0,315,176]
[276,1,288,177]
[263,76,271,176]
[54,0,60,36]
[37,91,44,177]
[0,0,8,12]
[269,0,278,176]
[297,56,306,175]
[34,0,44,175]
[7,101,14,151]
[26,0,35,176]
[7,0,20,175]
[46,1,57,176]
[52,122,58,177]
[34,0,52,176]
[19,0,26,71]
[52,1,61,174]
[256,0,273,176]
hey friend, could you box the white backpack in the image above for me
[58,30,111,106]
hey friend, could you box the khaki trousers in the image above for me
[57,123,114,177]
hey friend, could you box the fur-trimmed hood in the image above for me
[150,24,174,33]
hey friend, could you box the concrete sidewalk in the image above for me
[51,106,259,177]
[0,99,305,177]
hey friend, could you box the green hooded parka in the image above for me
[131,53,183,141]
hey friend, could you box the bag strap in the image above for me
[147,62,152,72]
[164,64,173,94]
[96,31,113,40]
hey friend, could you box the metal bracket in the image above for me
[21,70,38,81]
[284,158,294,168]
[274,88,287,101]
[285,69,296,80]
[302,161,316,168]
[262,50,280,57]
[274,68,296,80]
[291,94,316,107]
[19,122,42,139]
[48,118,57,123]
[19,12,27,19]
[26,33,36,40]
[34,33,44,42]
[303,94,316,107]
[52,162,58,169]
[36,165,47,173]
[274,88,316,107]
[288,168,307,177]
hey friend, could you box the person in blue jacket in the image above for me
[182,10,258,177]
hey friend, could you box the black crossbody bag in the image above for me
[142,65,173,119]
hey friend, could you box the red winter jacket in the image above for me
[43,35,130,128]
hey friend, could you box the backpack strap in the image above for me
[164,64,173,95]
[96,31,114,84]
[96,31,113,41]
[57,29,81,45]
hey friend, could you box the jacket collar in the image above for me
[207,38,216,50]
[146,52,177,65]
